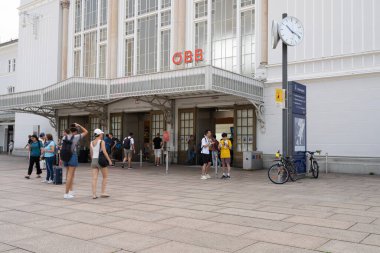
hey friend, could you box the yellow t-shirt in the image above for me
[220,139,232,158]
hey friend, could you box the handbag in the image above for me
[98,141,109,167]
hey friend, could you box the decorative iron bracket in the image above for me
[136,96,174,125]
[249,100,265,131]
[8,106,58,131]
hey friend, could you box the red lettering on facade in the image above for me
[184,50,193,63]
[172,52,183,65]
[172,49,204,65]
[194,49,203,62]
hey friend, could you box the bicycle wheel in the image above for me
[312,160,319,178]
[268,164,289,184]
[288,164,298,181]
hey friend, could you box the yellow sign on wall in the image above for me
[275,88,284,103]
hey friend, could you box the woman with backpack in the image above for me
[41,134,56,184]
[61,123,88,199]
[25,135,42,179]
[90,129,113,199]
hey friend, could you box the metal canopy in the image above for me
[0,66,264,129]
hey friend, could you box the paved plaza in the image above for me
[0,155,379,253]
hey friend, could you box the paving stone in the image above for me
[328,213,376,224]
[210,214,295,231]
[319,240,380,253]
[151,227,256,252]
[236,242,319,253]
[0,223,48,243]
[362,234,380,247]
[242,228,328,249]
[284,216,355,229]
[198,223,253,236]
[67,203,123,214]
[349,223,380,234]
[0,210,46,224]
[0,242,15,251]
[62,211,124,225]
[257,206,332,219]
[286,224,368,242]
[216,208,289,221]
[138,241,226,253]
[23,217,76,229]
[158,207,219,219]
[158,217,216,229]
[126,203,167,211]
[110,209,173,222]
[91,231,168,252]
[105,218,172,234]
[47,223,122,240]
[317,201,371,210]
[11,233,117,253]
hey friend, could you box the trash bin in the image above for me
[243,151,263,170]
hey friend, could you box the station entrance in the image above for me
[178,106,252,167]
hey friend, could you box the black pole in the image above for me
[282,13,288,157]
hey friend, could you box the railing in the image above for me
[0,66,264,110]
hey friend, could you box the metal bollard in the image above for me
[214,154,218,178]
[165,151,169,174]
[139,149,143,168]
[325,153,328,174]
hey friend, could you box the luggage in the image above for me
[53,167,63,185]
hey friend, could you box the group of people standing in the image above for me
[25,123,112,200]
[199,130,232,180]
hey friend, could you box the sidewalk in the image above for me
[0,155,380,253]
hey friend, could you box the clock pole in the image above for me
[282,12,289,158]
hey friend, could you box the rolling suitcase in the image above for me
[53,167,63,185]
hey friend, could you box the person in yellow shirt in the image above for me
[219,133,232,179]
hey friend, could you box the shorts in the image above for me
[221,158,231,166]
[124,149,133,159]
[91,158,103,169]
[154,149,162,157]
[201,153,211,165]
[64,154,78,167]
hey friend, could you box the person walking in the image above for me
[219,133,232,179]
[90,129,112,199]
[25,135,42,179]
[122,133,135,169]
[152,133,163,166]
[186,135,196,164]
[211,134,221,168]
[8,140,14,155]
[62,123,88,199]
[42,134,56,183]
[200,130,212,180]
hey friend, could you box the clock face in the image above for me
[278,16,304,46]
[271,20,280,49]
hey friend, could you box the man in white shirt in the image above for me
[122,132,135,169]
[200,130,212,180]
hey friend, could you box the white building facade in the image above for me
[0,39,18,153]
[0,0,379,173]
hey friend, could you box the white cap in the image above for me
[94,129,104,136]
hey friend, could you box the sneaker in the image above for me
[121,164,124,168]
[226,175,231,179]
[25,175,30,179]
[41,179,47,183]
[47,180,53,184]
[205,174,211,179]
[36,175,41,178]
[221,175,227,179]
[69,191,75,196]
[64,194,74,199]
[201,175,207,180]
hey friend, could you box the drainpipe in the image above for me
[60,0,70,80]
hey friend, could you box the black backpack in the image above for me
[60,136,74,162]
[123,137,131,149]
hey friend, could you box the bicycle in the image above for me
[306,150,321,179]
[267,152,298,184]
